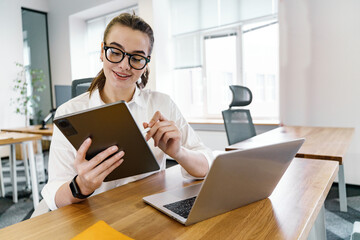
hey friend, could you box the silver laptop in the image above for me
[143,138,304,226]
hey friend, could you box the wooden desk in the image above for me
[2,124,53,138]
[0,132,42,208]
[0,159,338,240]
[226,126,354,212]
[2,124,54,183]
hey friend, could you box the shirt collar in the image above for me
[88,88,105,108]
[128,86,146,108]
[88,87,146,108]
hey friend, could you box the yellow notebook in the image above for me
[72,220,134,240]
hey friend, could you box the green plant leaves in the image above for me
[10,62,47,122]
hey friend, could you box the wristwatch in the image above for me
[69,175,94,199]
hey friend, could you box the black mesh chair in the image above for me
[71,78,93,98]
[222,85,256,145]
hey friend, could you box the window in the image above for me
[242,21,279,120]
[167,0,278,121]
[86,7,138,77]
[204,33,238,117]
[170,20,279,121]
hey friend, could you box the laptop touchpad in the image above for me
[169,183,202,199]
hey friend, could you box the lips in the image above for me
[113,70,131,80]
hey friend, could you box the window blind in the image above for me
[170,0,277,69]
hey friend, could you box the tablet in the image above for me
[53,101,160,182]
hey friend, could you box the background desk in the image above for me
[2,124,53,183]
[226,125,354,212]
[0,132,42,208]
[0,159,338,240]
[1,124,53,139]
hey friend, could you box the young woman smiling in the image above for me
[41,13,213,210]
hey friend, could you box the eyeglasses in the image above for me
[103,45,150,70]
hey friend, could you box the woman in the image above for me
[41,13,213,210]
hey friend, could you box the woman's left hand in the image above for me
[143,111,182,159]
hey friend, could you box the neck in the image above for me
[101,84,136,104]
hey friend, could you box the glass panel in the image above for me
[238,0,275,20]
[220,0,241,25]
[243,22,279,119]
[172,68,203,118]
[21,9,53,124]
[170,0,200,35]
[171,0,276,35]
[173,34,201,69]
[87,18,105,52]
[200,0,218,29]
[204,34,237,116]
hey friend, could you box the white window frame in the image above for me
[201,28,242,118]
[171,15,278,121]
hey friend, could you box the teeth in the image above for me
[115,72,128,78]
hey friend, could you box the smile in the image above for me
[113,71,131,79]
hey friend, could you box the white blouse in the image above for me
[41,87,213,210]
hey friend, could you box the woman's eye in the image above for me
[110,49,122,56]
[131,57,144,63]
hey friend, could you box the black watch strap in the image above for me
[69,175,94,199]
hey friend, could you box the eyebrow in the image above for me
[109,41,147,55]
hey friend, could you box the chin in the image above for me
[111,77,136,89]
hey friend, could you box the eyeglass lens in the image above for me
[105,47,147,70]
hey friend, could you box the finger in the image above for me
[148,111,168,127]
[90,151,125,177]
[143,122,151,141]
[75,138,92,164]
[86,145,119,170]
[147,121,173,143]
[161,130,181,145]
[97,158,124,181]
[153,124,177,147]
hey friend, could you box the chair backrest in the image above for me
[71,78,93,98]
[228,85,252,107]
[222,85,256,145]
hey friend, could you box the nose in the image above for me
[118,55,131,70]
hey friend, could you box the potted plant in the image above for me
[11,62,46,126]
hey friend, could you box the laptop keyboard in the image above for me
[163,196,197,219]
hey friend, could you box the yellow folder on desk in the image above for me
[72,220,134,240]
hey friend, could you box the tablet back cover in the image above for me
[54,101,160,182]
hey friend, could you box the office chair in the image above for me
[222,85,256,145]
[71,78,93,98]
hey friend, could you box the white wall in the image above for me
[151,0,173,94]
[0,0,48,129]
[279,0,360,184]
[0,0,48,156]
[47,0,140,97]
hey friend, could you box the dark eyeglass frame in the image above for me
[103,45,151,70]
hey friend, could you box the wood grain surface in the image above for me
[226,126,354,164]
[0,132,42,145]
[2,124,53,136]
[0,158,338,240]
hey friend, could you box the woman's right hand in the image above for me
[73,137,125,195]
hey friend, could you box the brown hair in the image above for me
[88,12,154,94]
